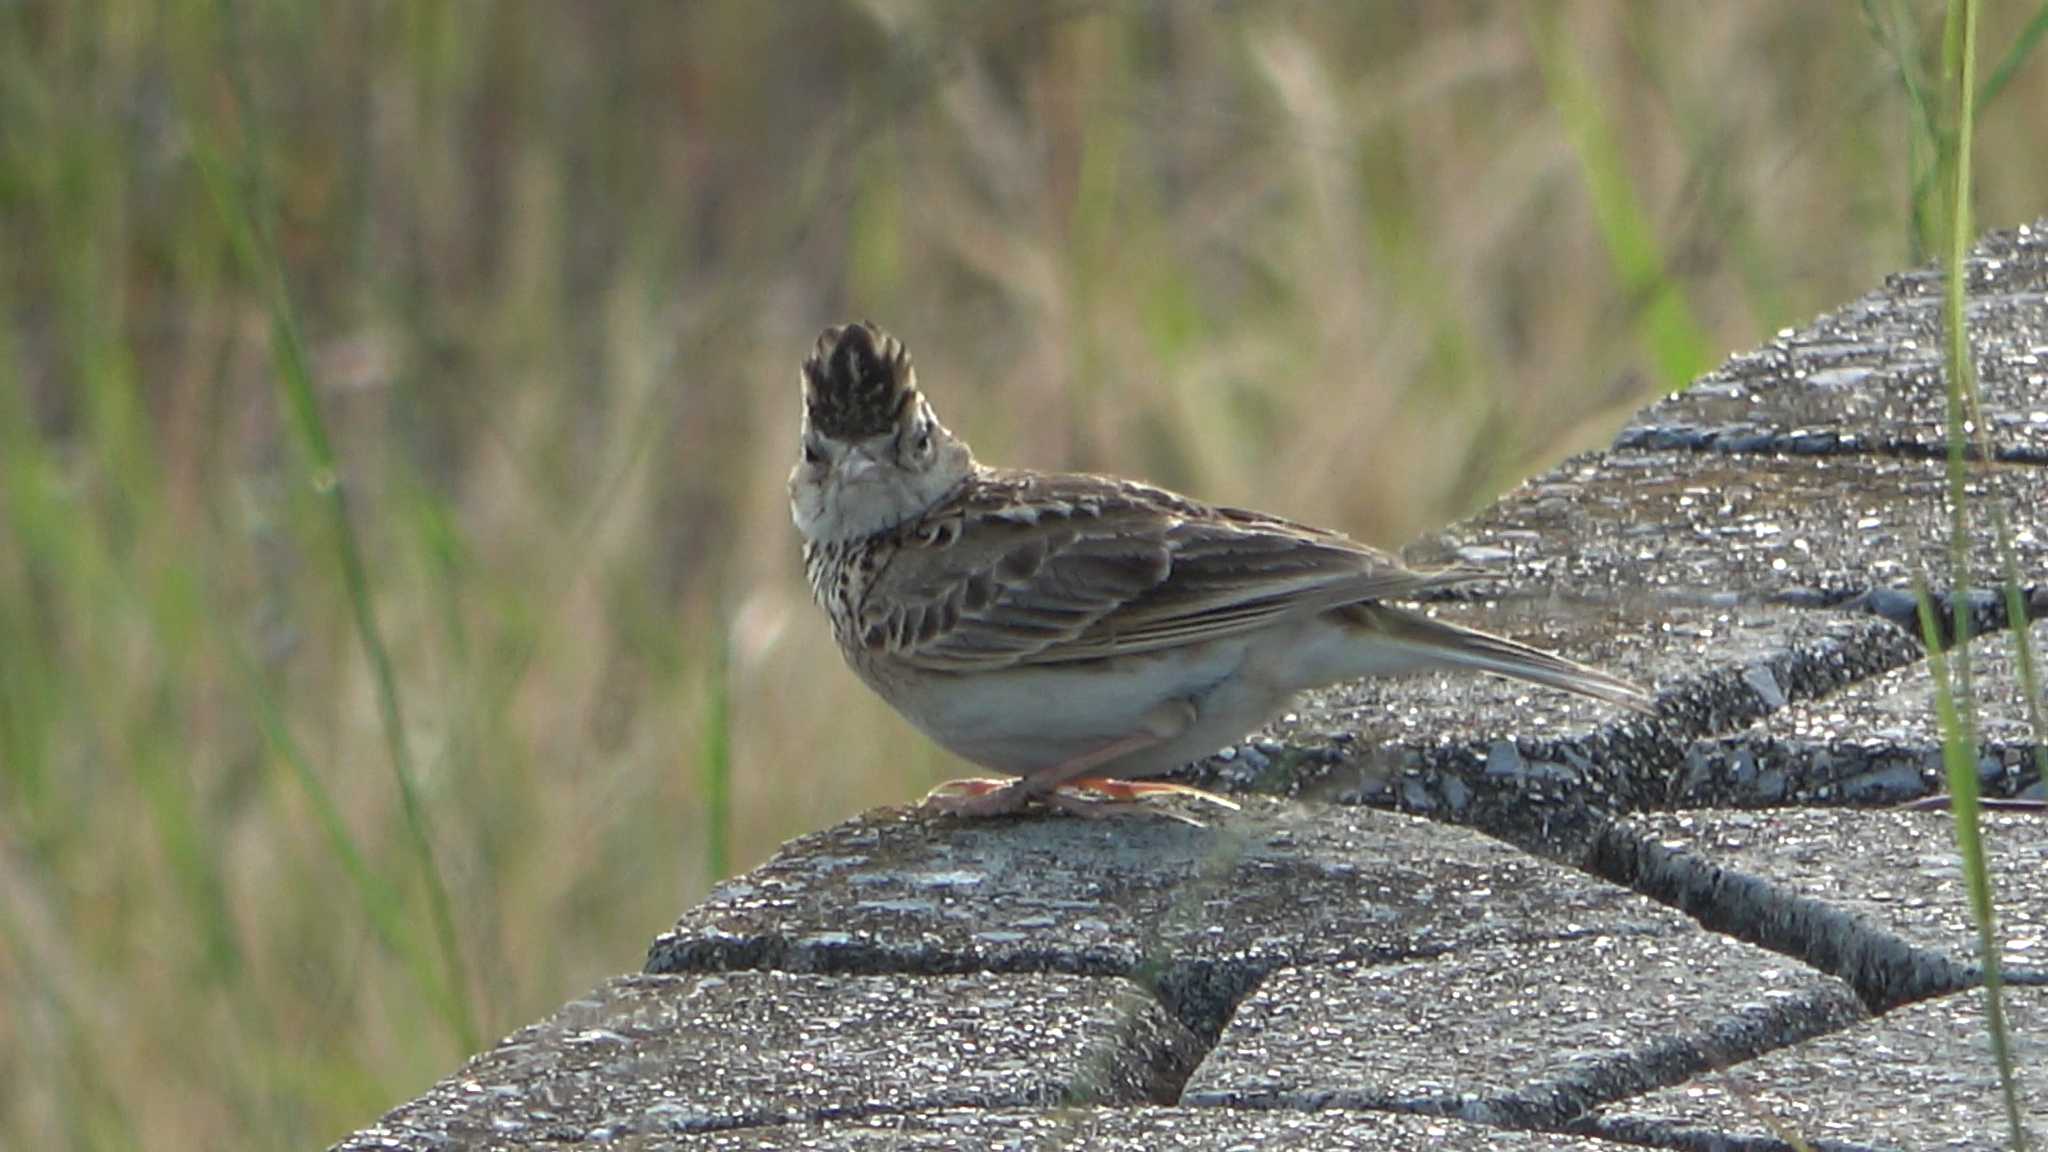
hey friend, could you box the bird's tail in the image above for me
[1337,603,1656,714]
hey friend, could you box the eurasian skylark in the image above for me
[790,322,1651,817]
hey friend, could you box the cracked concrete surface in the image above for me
[1180,931,1862,1127]
[330,222,2048,1152]
[590,1109,1644,1150]
[645,800,1692,1040]
[1426,449,2048,606]
[1190,599,1919,848]
[1590,808,2048,1001]
[1593,988,2048,1151]
[334,972,1199,1145]
[1617,220,2048,464]
[1675,620,2048,808]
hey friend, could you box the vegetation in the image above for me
[1920,0,2032,1144]
[1,3,2043,1147]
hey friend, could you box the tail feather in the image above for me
[1341,604,1656,714]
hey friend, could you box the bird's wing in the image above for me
[858,470,1467,671]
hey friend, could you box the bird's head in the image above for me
[789,322,974,544]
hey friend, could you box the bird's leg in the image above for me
[1056,777,1242,809]
[918,777,1016,802]
[1039,701,1236,814]
[923,728,1169,817]
[923,700,1235,818]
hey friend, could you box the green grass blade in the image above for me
[1990,506,2048,789]
[1938,0,1979,715]
[1882,1,2045,268]
[0,895,142,1152]
[1528,2,1712,390]
[1977,3,2048,109]
[187,81,479,1053]
[234,639,430,983]
[1859,0,1939,145]
[1914,579,2027,1149]
[1934,2,2026,1145]
[1860,0,1942,258]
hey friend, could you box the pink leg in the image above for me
[923,701,1234,819]
[924,728,1166,817]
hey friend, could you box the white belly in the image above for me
[897,640,1258,776]
[872,610,1430,783]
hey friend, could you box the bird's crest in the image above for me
[801,322,917,440]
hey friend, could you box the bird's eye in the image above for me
[912,428,932,459]
[803,442,824,465]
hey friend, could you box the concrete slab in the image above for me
[1594,986,2048,1152]
[1423,449,2048,609]
[1590,809,2048,1004]
[1180,932,1862,1128]
[646,799,1691,1039]
[328,220,2048,1152]
[330,971,1198,1149]
[1616,219,2048,463]
[1677,621,2048,807]
[1192,599,1919,848]
[551,1107,1640,1150]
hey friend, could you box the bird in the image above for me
[788,321,1653,818]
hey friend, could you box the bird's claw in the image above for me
[922,774,1238,823]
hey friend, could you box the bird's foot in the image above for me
[921,774,1238,823]
[1060,776,1241,810]
[922,776,1033,816]
[1041,777,1239,826]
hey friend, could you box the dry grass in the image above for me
[2,2,2045,1147]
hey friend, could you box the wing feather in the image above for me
[859,470,1467,671]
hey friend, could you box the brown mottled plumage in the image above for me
[788,322,1652,818]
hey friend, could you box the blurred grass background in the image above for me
[1,1,2045,1147]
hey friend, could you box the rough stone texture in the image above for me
[1617,220,2048,463]
[1594,987,2048,1152]
[1590,809,2048,1005]
[1677,620,2048,808]
[331,218,2048,1152]
[547,1108,1639,1150]
[1180,932,1863,1129]
[333,971,1199,1148]
[646,799,1691,1038]
[1423,449,2048,610]
[1194,600,1920,848]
